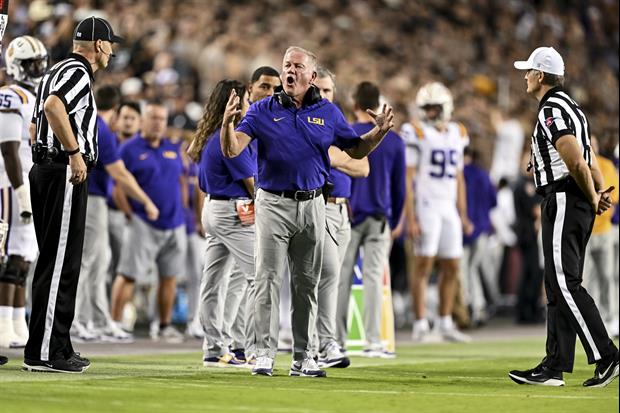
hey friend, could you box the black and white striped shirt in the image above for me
[530,87,591,188]
[32,53,98,162]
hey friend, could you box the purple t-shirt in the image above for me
[236,95,361,191]
[349,122,406,229]
[119,135,184,229]
[463,163,497,245]
[88,116,120,197]
[198,128,256,198]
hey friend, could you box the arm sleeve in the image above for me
[224,145,256,181]
[235,103,259,139]
[49,67,91,114]
[332,107,362,149]
[96,121,120,166]
[390,136,407,229]
[539,105,573,145]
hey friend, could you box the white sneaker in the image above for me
[252,356,274,376]
[160,325,184,344]
[102,322,134,343]
[412,319,433,343]
[289,357,326,377]
[70,321,98,343]
[185,318,205,339]
[318,342,350,368]
[439,325,472,343]
[0,324,26,348]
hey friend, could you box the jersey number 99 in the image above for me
[430,149,458,179]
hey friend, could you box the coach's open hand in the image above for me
[367,104,394,134]
[69,152,87,185]
[223,90,242,125]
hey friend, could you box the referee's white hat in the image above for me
[514,47,564,76]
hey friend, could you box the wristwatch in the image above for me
[67,147,80,155]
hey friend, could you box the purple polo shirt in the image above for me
[329,169,352,198]
[463,163,497,245]
[236,93,361,191]
[349,122,406,230]
[89,116,120,197]
[198,128,257,198]
[119,134,184,229]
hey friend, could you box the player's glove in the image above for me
[14,184,33,224]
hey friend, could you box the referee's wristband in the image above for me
[66,147,80,156]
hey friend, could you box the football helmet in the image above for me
[416,82,453,123]
[5,35,48,87]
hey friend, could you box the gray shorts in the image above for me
[117,216,187,282]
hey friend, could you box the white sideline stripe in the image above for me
[13,378,620,401]
[41,167,74,361]
[137,379,616,400]
[552,193,601,360]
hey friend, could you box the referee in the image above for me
[23,17,122,373]
[509,47,619,387]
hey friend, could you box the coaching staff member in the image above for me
[221,46,393,377]
[509,47,618,387]
[23,17,122,374]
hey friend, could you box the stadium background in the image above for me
[2,0,618,164]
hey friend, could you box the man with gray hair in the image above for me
[221,46,394,377]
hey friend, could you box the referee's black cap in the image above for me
[73,16,124,44]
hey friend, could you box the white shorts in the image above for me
[0,185,38,262]
[414,199,463,259]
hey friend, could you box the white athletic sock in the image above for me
[12,306,25,320]
[439,316,454,330]
[12,307,29,340]
[0,305,12,319]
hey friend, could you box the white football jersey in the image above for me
[0,84,36,188]
[401,120,469,205]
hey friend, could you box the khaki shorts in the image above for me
[117,216,187,282]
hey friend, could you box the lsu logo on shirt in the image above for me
[163,150,178,159]
[307,117,324,126]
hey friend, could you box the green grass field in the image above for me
[0,338,617,413]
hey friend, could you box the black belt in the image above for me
[34,153,96,171]
[263,187,323,201]
[209,195,233,201]
[536,177,584,198]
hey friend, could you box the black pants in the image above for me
[516,241,544,323]
[25,163,88,362]
[540,189,617,372]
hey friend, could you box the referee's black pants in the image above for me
[540,188,617,372]
[25,163,88,362]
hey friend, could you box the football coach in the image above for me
[220,46,393,377]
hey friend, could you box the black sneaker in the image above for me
[23,358,84,374]
[231,348,247,363]
[0,355,8,366]
[68,352,91,371]
[583,353,619,388]
[508,363,565,386]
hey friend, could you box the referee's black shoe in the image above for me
[583,352,619,388]
[508,363,565,386]
[68,352,91,371]
[0,355,8,365]
[23,357,84,373]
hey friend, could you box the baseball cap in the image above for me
[73,16,123,43]
[513,47,564,76]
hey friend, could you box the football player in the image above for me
[401,82,473,343]
[0,35,48,348]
